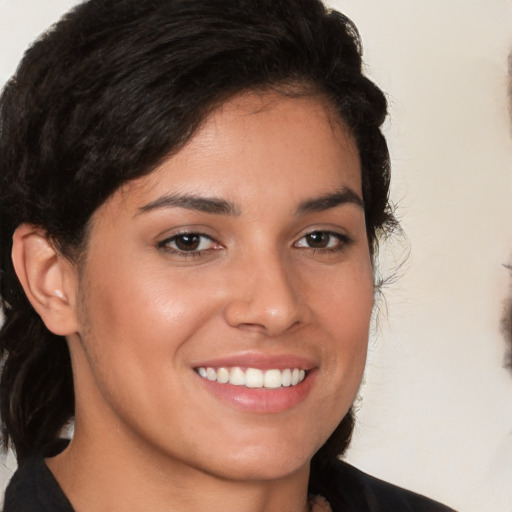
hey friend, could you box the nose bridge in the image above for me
[224,245,307,335]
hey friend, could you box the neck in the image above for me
[47,426,314,512]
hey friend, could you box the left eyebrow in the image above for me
[295,187,364,215]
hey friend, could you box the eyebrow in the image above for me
[137,187,363,217]
[137,194,241,216]
[295,187,364,215]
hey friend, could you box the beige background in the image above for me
[1,1,511,510]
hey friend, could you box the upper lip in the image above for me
[192,352,316,371]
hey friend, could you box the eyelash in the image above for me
[294,231,351,253]
[157,232,220,258]
[158,230,350,258]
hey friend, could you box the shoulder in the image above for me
[3,440,74,512]
[310,458,457,512]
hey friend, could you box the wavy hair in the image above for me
[0,0,394,474]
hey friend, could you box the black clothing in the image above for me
[3,440,74,512]
[3,440,456,512]
[309,457,456,511]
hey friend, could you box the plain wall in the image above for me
[1,1,511,511]
[334,2,512,511]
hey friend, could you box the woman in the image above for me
[0,0,455,510]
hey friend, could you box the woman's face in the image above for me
[68,92,374,482]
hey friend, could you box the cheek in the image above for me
[312,257,374,383]
[301,261,372,452]
[313,256,374,335]
[77,255,229,379]
[74,259,221,421]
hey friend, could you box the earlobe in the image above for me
[11,224,79,336]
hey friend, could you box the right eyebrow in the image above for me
[295,187,364,215]
[136,193,241,217]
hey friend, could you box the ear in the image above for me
[11,224,79,336]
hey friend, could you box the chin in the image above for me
[214,453,311,483]
[200,434,320,483]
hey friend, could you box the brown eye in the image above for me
[294,231,349,251]
[304,232,330,249]
[159,232,219,254]
[174,234,201,251]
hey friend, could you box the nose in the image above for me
[223,250,311,337]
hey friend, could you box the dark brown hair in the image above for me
[0,0,394,475]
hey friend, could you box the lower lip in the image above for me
[195,371,316,413]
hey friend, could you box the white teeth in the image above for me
[196,366,307,388]
[229,367,245,386]
[281,368,292,387]
[263,369,282,389]
[217,367,230,384]
[245,368,264,388]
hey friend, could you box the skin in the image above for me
[41,92,374,512]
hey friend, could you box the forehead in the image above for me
[108,91,361,215]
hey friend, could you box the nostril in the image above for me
[224,300,306,337]
[236,322,269,334]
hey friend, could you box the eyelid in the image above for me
[157,231,222,255]
[293,229,351,251]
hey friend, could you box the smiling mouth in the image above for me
[195,367,307,389]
